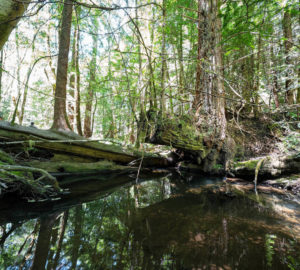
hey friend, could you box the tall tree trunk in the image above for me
[135,0,146,149]
[69,26,78,131]
[193,0,203,110]
[193,0,226,140]
[270,44,280,108]
[253,35,261,118]
[0,0,29,50]
[213,0,226,140]
[0,50,3,103]
[83,18,98,138]
[177,25,185,115]
[75,10,83,136]
[160,0,166,116]
[283,8,294,105]
[51,0,73,130]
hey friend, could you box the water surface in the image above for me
[0,173,299,269]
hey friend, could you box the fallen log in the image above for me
[229,153,300,181]
[0,121,171,167]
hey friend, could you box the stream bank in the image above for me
[0,118,299,200]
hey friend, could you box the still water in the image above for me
[0,172,299,270]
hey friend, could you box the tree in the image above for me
[282,7,294,105]
[193,0,226,140]
[83,17,98,138]
[0,0,30,50]
[51,0,73,130]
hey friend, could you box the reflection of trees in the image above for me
[0,179,299,269]
[31,214,59,270]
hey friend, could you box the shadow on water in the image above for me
[0,172,299,269]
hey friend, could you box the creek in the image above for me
[0,172,299,269]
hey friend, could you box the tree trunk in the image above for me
[160,0,166,116]
[270,44,280,108]
[0,0,29,50]
[0,121,171,168]
[83,18,98,138]
[0,50,3,103]
[193,0,226,138]
[74,11,83,136]
[283,9,294,105]
[52,0,73,130]
[193,0,203,110]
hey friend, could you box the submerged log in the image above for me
[229,154,300,180]
[0,121,171,168]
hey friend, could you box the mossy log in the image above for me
[148,116,212,160]
[229,154,300,181]
[0,122,170,168]
[24,160,133,174]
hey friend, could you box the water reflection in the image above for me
[0,174,299,269]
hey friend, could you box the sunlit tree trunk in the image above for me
[69,27,77,131]
[283,8,294,105]
[51,0,73,130]
[270,44,280,108]
[177,25,185,115]
[253,35,261,118]
[83,18,98,138]
[160,0,166,116]
[214,0,226,140]
[74,10,83,136]
[135,0,146,149]
[193,0,226,139]
[193,0,203,110]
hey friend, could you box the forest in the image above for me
[0,0,299,269]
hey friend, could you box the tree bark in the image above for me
[193,0,203,110]
[0,50,3,103]
[75,17,83,136]
[0,0,29,50]
[52,0,73,130]
[83,18,98,138]
[160,0,166,116]
[283,9,294,105]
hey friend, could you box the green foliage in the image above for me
[265,234,276,267]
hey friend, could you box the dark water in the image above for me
[0,172,299,270]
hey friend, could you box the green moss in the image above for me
[212,163,223,170]
[25,160,128,173]
[0,150,14,164]
[233,159,262,170]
